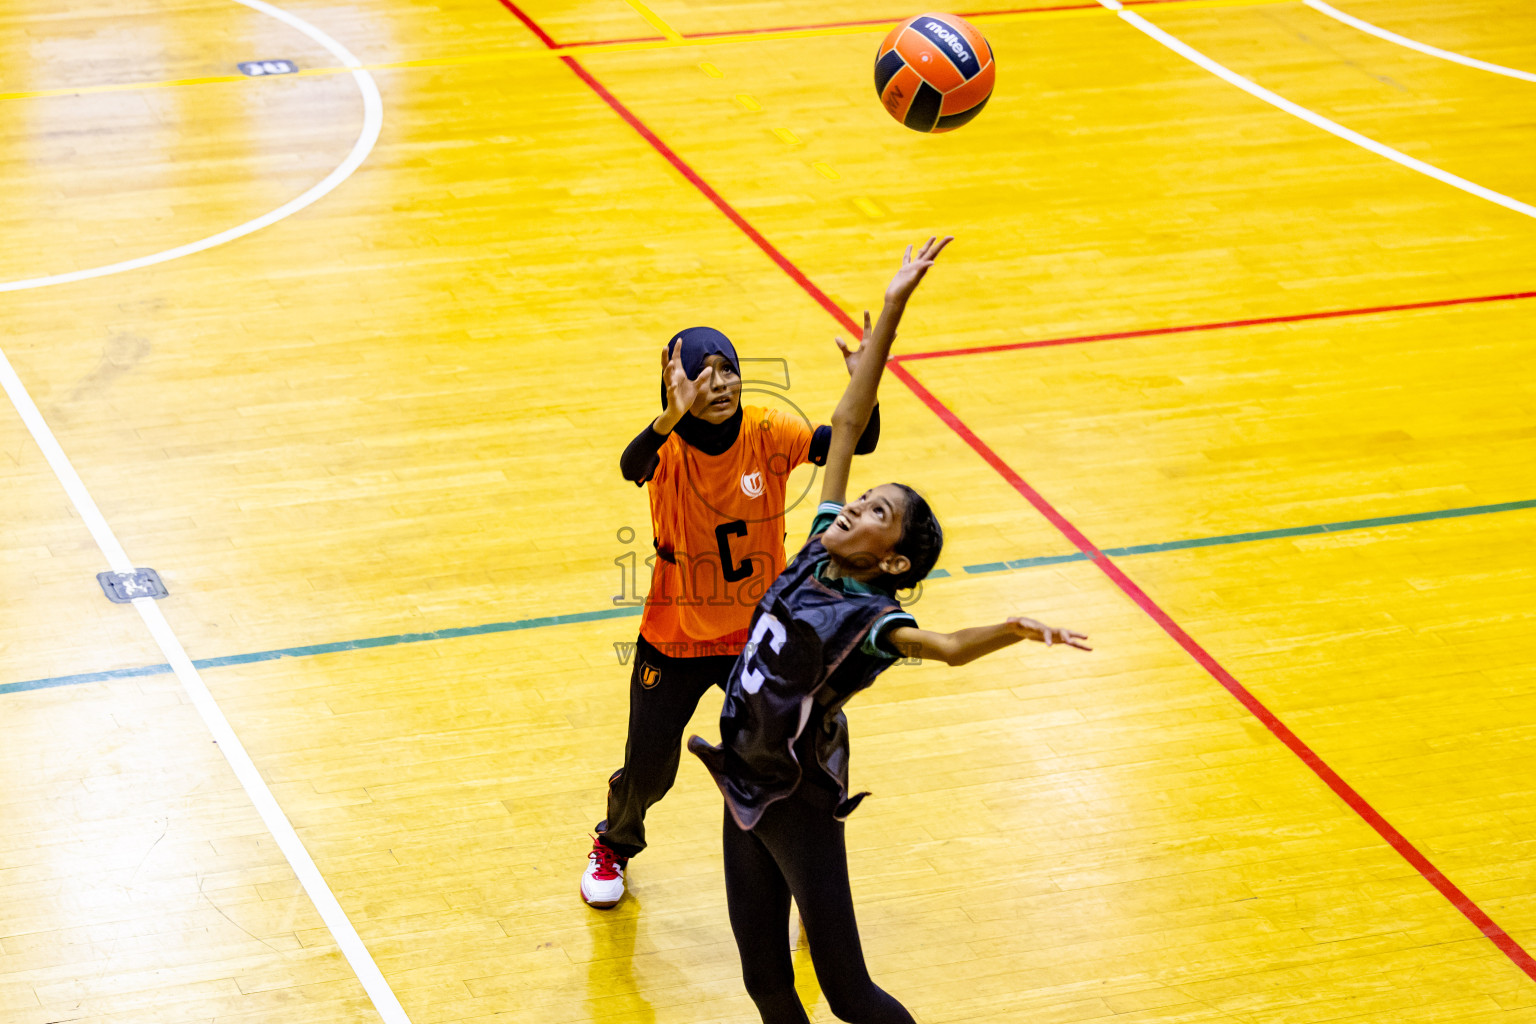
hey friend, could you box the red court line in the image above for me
[494,0,1536,984]
[677,7,1101,40]
[498,0,857,329]
[542,0,1220,49]
[887,363,1102,552]
[890,361,1536,980]
[493,0,559,48]
[680,0,1215,40]
[679,18,892,39]
[892,289,1536,362]
[555,60,856,332]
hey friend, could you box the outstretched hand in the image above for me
[834,310,885,376]
[1007,617,1092,651]
[885,235,953,307]
[661,343,713,418]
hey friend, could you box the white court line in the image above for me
[0,367,413,1024]
[0,2,407,1018]
[1305,0,1536,83]
[0,0,383,293]
[1093,2,1536,221]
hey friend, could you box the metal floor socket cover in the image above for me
[97,568,169,603]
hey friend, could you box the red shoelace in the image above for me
[588,840,622,881]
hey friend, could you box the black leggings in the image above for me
[722,787,916,1024]
[599,635,736,860]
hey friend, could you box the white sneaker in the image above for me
[581,837,626,909]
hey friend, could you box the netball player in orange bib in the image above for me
[582,309,883,907]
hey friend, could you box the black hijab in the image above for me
[663,326,743,456]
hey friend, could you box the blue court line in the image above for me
[7,497,1533,697]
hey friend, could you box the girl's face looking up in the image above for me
[821,484,912,581]
[690,354,741,423]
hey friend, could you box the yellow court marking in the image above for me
[0,72,252,101]
[0,0,1292,104]
[812,161,840,179]
[852,196,886,218]
[773,126,802,145]
[735,93,763,111]
[625,0,684,42]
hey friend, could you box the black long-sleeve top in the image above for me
[619,406,881,485]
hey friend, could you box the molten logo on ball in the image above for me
[921,20,974,64]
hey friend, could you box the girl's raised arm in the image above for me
[819,236,952,507]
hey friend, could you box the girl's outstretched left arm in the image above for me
[887,617,1091,667]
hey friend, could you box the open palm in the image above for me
[885,235,953,306]
[662,344,711,415]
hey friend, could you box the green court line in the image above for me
[964,552,1090,573]
[7,497,1533,696]
[1,607,642,696]
[0,663,181,693]
[962,498,1536,574]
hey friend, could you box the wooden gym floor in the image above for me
[2,1,1534,1022]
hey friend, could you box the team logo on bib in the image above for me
[740,471,764,498]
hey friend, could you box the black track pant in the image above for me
[722,787,916,1024]
[597,635,736,860]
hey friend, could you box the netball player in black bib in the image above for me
[690,237,1091,1024]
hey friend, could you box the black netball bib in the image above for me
[690,534,901,829]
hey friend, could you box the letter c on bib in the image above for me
[740,613,788,694]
